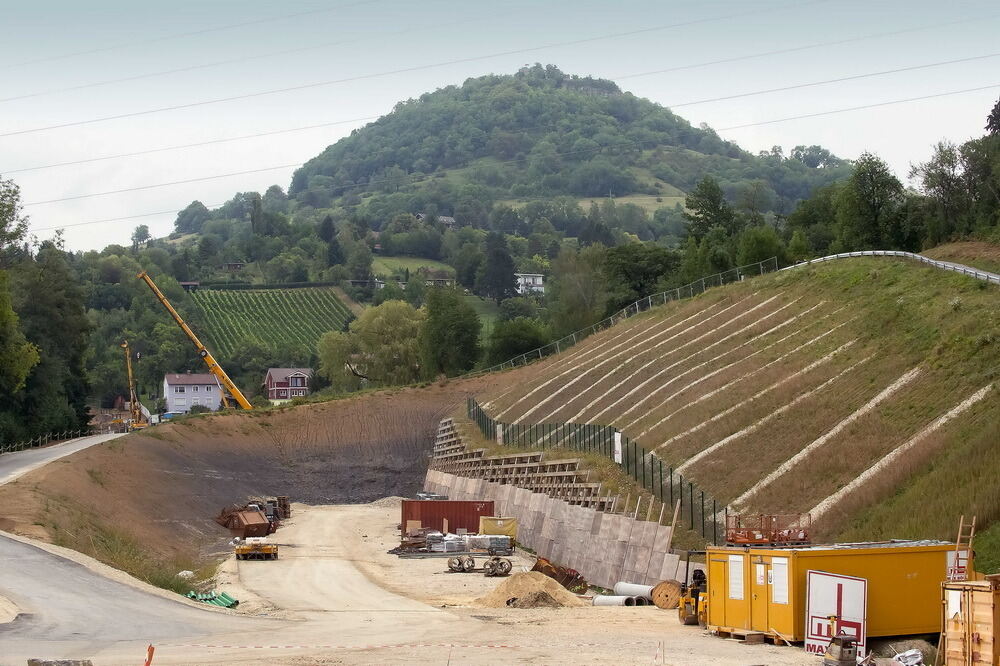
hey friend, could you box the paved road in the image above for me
[0,433,267,665]
[0,433,122,485]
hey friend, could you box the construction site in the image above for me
[1,254,999,666]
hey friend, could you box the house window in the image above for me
[175,398,187,406]
[192,386,199,392]
[174,386,186,394]
[279,390,287,397]
[205,385,213,391]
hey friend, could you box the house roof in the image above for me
[267,368,313,382]
[164,373,219,385]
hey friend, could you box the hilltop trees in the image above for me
[0,177,28,267]
[475,233,516,304]
[0,271,37,397]
[684,176,736,240]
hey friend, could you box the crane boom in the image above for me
[136,271,253,410]
[121,340,148,429]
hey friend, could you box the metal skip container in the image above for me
[401,500,495,534]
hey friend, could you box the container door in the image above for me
[709,557,728,628]
[750,557,770,632]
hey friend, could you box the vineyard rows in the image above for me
[191,287,354,358]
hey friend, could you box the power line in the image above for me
[716,83,1000,130]
[669,52,1000,108]
[0,3,507,105]
[612,14,997,82]
[3,116,380,174]
[23,164,301,206]
[0,0,821,138]
[3,0,384,69]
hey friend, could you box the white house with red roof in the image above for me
[163,372,223,413]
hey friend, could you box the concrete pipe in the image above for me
[592,595,636,607]
[633,596,650,606]
[613,582,654,600]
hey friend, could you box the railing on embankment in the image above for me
[783,250,1000,285]
[0,429,95,456]
[468,398,723,544]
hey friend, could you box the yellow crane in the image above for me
[136,271,253,410]
[120,339,149,430]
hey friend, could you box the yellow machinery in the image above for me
[136,271,252,410]
[678,550,707,626]
[120,340,148,430]
[234,540,278,560]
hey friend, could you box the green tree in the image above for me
[475,232,516,304]
[420,287,481,376]
[835,152,904,250]
[317,300,424,389]
[0,270,38,396]
[546,245,608,337]
[317,215,337,243]
[910,141,970,243]
[499,296,537,321]
[174,200,211,234]
[0,177,29,267]
[684,176,736,240]
[987,96,1000,136]
[346,243,373,281]
[787,229,812,262]
[736,226,787,267]
[486,317,550,365]
[130,224,151,251]
[603,243,681,311]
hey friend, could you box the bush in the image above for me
[486,317,551,365]
[188,404,211,414]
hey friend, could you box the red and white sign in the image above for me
[947,549,971,581]
[804,570,867,657]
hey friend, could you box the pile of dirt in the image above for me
[475,571,586,609]
[369,496,406,508]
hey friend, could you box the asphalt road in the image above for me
[0,433,260,665]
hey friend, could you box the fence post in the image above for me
[689,483,694,530]
[712,499,717,545]
[669,467,673,506]
[700,490,705,538]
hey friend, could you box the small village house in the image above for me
[265,368,313,403]
[163,373,223,413]
[514,273,545,294]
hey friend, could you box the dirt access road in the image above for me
[0,435,810,664]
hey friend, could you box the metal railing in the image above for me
[474,257,780,375]
[468,397,723,544]
[783,250,1000,285]
[0,428,95,456]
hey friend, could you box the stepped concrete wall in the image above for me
[424,469,696,589]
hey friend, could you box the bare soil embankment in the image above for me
[0,378,500,590]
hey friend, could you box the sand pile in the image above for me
[369,496,406,508]
[475,571,586,609]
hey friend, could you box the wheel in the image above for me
[483,560,496,577]
[461,556,476,572]
[448,557,463,572]
[496,558,512,576]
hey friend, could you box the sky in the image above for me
[1,0,997,251]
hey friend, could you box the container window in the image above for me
[772,557,789,604]
[728,555,744,600]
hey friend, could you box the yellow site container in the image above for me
[479,516,518,540]
[706,540,970,642]
[940,576,1000,665]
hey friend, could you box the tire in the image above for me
[461,556,476,572]
[448,557,463,572]
[497,558,512,575]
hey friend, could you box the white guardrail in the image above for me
[781,250,1000,286]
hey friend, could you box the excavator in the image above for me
[136,271,253,410]
[120,339,148,431]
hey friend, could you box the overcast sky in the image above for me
[2,0,997,251]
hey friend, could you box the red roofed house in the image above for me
[163,372,222,413]
[264,368,313,403]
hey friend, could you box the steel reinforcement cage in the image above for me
[468,398,723,544]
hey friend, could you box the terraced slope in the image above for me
[190,287,353,357]
[479,257,1000,556]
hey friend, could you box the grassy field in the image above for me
[464,293,502,339]
[923,240,1000,274]
[191,287,353,357]
[372,256,455,277]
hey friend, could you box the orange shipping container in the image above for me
[401,500,494,534]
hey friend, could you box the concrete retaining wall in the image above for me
[425,469,694,589]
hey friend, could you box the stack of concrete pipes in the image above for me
[424,468,703,589]
[593,582,654,607]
